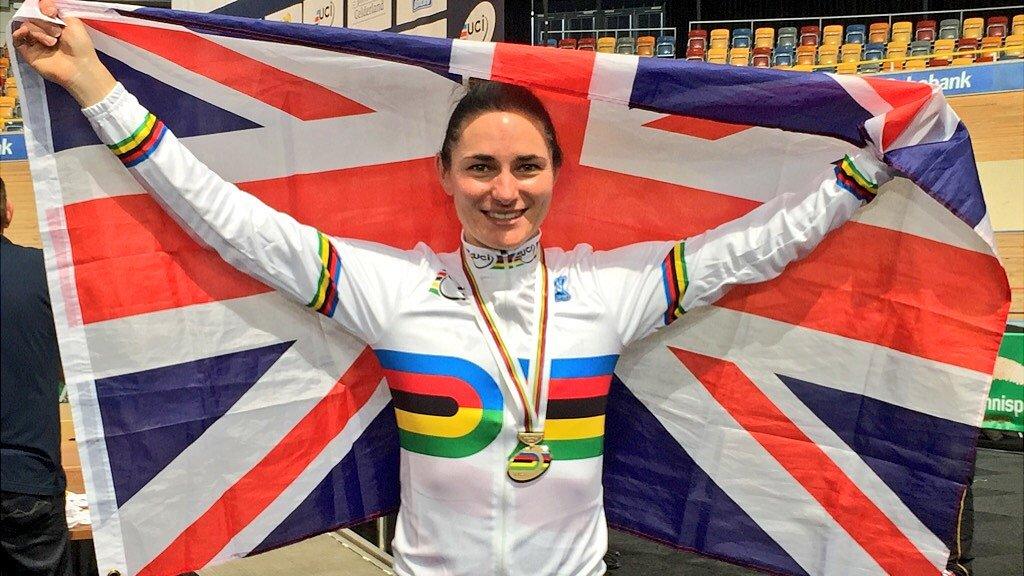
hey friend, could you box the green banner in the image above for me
[984,330,1023,432]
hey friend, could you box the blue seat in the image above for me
[846,24,866,44]
[863,42,886,60]
[732,28,752,48]
[655,36,676,57]
[545,38,557,47]
[772,48,795,66]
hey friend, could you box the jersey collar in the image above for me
[461,232,542,272]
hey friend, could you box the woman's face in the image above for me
[440,111,557,251]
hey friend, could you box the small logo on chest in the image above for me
[429,270,467,300]
[554,275,571,302]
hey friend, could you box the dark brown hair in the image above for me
[439,80,562,172]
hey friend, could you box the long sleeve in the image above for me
[82,83,425,344]
[591,151,894,347]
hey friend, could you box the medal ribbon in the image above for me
[460,247,549,433]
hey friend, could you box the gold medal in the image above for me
[507,439,551,482]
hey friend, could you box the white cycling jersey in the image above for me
[83,83,891,576]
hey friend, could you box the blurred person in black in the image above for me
[0,176,70,576]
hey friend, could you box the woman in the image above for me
[15,5,892,575]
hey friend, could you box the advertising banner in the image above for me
[875,60,1024,96]
[984,325,1024,432]
[0,132,27,161]
[173,0,502,39]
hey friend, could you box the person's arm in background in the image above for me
[13,1,423,344]
[591,150,894,347]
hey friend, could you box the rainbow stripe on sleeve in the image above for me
[660,242,688,326]
[108,113,168,168]
[307,232,342,317]
[835,154,879,203]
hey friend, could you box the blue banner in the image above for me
[0,132,27,162]
[876,61,1024,96]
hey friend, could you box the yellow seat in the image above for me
[1013,15,1024,36]
[933,38,956,56]
[868,22,890,44]
[840,43,862,63]
[5,87,17,101]
[891,21,913,43]
[796,45,817,65]
[952,56,974,66]
[792,63,814,71]
[822,25,843,46]
[710,28,730,50]
[754,27,775,49]
[729,47,750,66]
[836,61,858,74]
[962,17,984,39]
[904,57,927,69]
[886,42,908,70]
[818,45,839,66]
[707,47,728,64]
[596,37,615,53]
[1004,34,1024,58]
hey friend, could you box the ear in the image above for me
[437,154,455,197]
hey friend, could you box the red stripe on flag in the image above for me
[548,376,612,400]
[383,370,484,409]
[643,115,752,141]
[137,346,383,576]
[83,19,374,121]
[715,221,1009,374]
[490,43,597,96]
[670,348,942,575]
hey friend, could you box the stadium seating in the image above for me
[796,45,816,66]
[846,24,866,44]
[637,36,656,56]
[841,42,862,63]
[930,38,955,66]
[751,46,772,67]
[558,38,577,49]
[655,36,676,57]
[1014,15,1024,36]
[891,21,913,43]
[977,35,1002,62]
[777,27,798,49]
[772,48,795,67]
[596,37,615,53]
[822,24,843,46]
[916,20,937,41]
[729,47,750,66]
[938,19,961,40]
[818,44,839,71]
[1004,34,1023,59]
[710,28,730,49]
[962,17,984,39]
[577,37,596,51]
[732,28,752,48]
[685,47,705,61]
[868,22,890,43]
[754,27,775,48]
[905,57,927,69]
[799,25,820,46]
[687,29,708,52]
[707,47,728,64]
[885,41,908,70]
[986,16,1008,38]
[860,42,885,72]
[615,36,636,54]
[837,61,858,74]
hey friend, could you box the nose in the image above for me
[490,169,519,205]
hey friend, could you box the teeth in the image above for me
[488,211,522,220]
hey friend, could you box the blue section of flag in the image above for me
[603,376,809,575]
[631,58,873,146]
[96,341,293,507]
[45,51,261,154]
[885,122,986,228]
[132,7,455,77]
[777,373,978,545]
[251,402,400,554]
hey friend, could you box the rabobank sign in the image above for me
[0,132,27,162]
[876,60,1023,96]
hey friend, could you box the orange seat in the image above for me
[637,36,656,57]
[796,45,817,65]
[976,36,1002,62]
[868,22,890,43]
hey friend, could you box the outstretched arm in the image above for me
[14,1,421,343]
[593,150,893,346]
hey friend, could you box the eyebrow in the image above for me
[464,154,546,163]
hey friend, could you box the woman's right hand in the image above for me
[12,0,117,107]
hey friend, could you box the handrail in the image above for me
[801,46,1020,70]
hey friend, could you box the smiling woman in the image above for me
[12,1,897,574]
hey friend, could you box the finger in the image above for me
[40,0,60,18]
[27,28,59,47]
[11,26,34,48]
[34,20,64,38]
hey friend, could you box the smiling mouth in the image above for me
[484,209,527,222]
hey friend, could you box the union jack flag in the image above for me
[9,1,1009,575]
